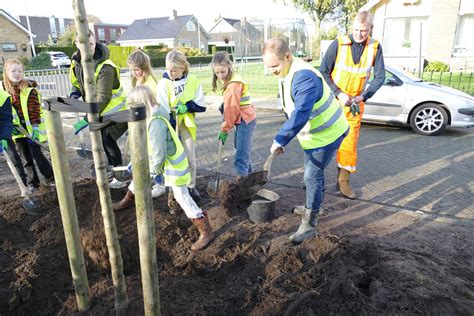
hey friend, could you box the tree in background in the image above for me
[57,25,77,47]
[335,0,368,33]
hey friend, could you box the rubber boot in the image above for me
[289,208,318,245]
[338,168,356,199]
[113,190,135,211]
[191,212,215,251]
[293,205,326,216]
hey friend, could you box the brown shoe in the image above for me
[113,190,135,211]
[190,212,215,251]
[337,168,356,199]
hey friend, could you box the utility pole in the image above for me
[23,0,36,57]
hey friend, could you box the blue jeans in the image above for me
[233,118,256,176]
[304,132,346,212]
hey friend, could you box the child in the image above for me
[157,49,206,201]
[0,88,29,188]
[2,59,54,190]
[127,49,164,197]
[127,49,158,95]
[113,85,214,251]
[211,52,256,176]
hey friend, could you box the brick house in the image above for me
[361,0,474,71]
[0,9,34,65]
[93,23,129,45]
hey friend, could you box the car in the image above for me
[45,51,71,68]
[363,65,474,135]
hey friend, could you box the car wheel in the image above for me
[409,103,448,136]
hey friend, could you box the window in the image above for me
[186,20,196,31]
[178,40,192,48]
[454,14,474,56]
[2,43,17,52]
[110,29,117,42]
[98,28,106,40]
[383,17,428,56]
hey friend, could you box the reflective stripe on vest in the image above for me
[165,74,201,140]
[281,58,348,149]
[228,74,251,106]
[331,35,379,97]
[69,59,127,115]
[11,87,48,142]
[148,114,191,187]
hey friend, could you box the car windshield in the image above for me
[398,68,423,82]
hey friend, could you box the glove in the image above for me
[31,126,40,142]
[74,118,89,135]
[154,174,164,185]
[350,102,360,117]
[270,141,284,154]
[218,102,224,115]
[217,131,228,145]
[127,162,132,174]
[12,125,21,136]
[176,103,188,114]
[0,139,8,153]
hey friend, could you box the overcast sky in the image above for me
[2,0,315,31]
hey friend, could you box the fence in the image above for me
[24,63,474,99]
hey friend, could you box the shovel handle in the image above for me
[263,150,279,178]
[15,125,49,151]
[3,152,30,197]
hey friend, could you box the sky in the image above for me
[1,0,315,32]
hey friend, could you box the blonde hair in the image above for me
[165,49,190,76]
[2,59,28,95]
[127,49,157,87]
[210,51,234,92]
[127,85,159,116]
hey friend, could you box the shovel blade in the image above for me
[68,146,93,160]
[206,181,219,199]
[22,197,42,215]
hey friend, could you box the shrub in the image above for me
[211,45,217,54]
[108,46,135,68]
[424,61,450,72]
[29,53,53,69]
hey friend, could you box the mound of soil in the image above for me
[0,176,473,315]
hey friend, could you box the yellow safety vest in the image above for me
[142,75,158,96]
[331,35,379,97]
[147,114,191,187]
[70,59,127,115]
[227,74,251,106]
[0,88,10,107]
[280,57,348,149]
[165,74,201,140]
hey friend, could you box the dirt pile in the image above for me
[0,177,473,315]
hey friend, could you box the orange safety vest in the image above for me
[331,35,379,97]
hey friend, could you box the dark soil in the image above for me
[0,175,473,315]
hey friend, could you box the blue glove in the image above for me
[154,174,164,185]
[217,131,228,145]
[0,139,8,153]
[74,118,89,135]
[31,126,40,142]
[176,103,188,114]
[127,162,132,174]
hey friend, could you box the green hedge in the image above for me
[108,46,136,68]
[150,55,219,68]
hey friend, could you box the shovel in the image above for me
[2,152,41,215]
[207,141,224,198]
[237,151,279,200]
[72,112,93,159]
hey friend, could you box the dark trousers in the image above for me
[101,123,127,167]
[4,138,28,186]
[16,137,53,187]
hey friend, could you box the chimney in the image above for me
[170,9,177,20]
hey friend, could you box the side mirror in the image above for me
[386,77,401,86]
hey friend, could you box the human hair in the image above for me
[210,51,234,92]
[262,38,291,59]
[2,59,29,95]
[127,85,159,117]
[165,49,190,76]
[127,49,157,87]
[355,11,374,26]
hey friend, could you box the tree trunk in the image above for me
[71,1,129,314]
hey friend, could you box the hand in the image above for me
[31,126,40,142]
[337,92,351,106]
[127,162,132,174]
[352,95,364,104]
[0,139,8,153]
[217,131,228,145]
[12,125,21,136]
[176,103,188,114]
[74,118,89,135]
[153,174,164,185]
[270,142,284,154]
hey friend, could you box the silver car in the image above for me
[364,65,474,135]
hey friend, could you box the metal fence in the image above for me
[24,68,71,97]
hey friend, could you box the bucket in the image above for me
[247,189,280,224]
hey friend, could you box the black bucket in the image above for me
[247,189,280,224]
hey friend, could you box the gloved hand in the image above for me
[350,102,360,117]
[176,103,188,114]
[217,130,228,145]
[154,174,164,185]
[31,126,40,143]
[74,118,89,135]
[0,139,8,153]
[12,125,21,136]
[270,141,284,154]
[127,162,132,174]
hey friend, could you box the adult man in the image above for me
[320,11,385,199]
[262,39,349,244]
[69,30,127,188]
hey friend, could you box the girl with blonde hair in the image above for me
[127,49,158,95]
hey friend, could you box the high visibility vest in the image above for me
[142,75,158,96]
[147,114,191,187]
[0,88,10,107]
[165,74,201,140]
[7,87,48,143]
[331,35,379,97]
[69,59,127,115]
[227,74,251,106]
[280,57,348,149]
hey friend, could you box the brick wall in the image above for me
[0,16,32,65]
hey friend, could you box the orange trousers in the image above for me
[336,102,364,173]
